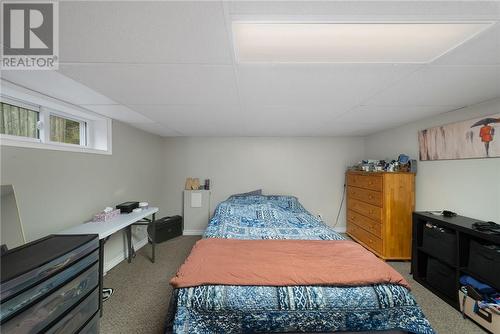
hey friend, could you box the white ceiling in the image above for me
[2,1,500,137]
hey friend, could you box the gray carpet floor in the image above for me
[101,236,486,334]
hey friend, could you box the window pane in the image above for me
[50,115,83,145]
[0,102,39,139]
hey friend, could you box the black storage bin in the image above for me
[148,216,183,243]
[468,240,500,288]
[426,257,456,299]
[422,224,457,265]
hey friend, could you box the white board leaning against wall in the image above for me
[1,185,26,250]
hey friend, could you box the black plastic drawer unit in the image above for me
[0,234,100,334]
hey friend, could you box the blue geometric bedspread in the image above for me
[167,195,434,334]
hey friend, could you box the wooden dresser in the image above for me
[346,170,415,260]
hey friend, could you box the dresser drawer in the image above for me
[347,222,383,254]
[2,263,99,334]
[347,174,382,191]
[347,186,383,207]
[347,210,381,238]
[348,198,382,221]
[46,287,99,334]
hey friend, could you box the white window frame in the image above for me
[0,82,112,155]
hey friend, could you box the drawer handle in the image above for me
[368,195,373,199]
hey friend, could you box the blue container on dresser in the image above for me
[1,234,100,334]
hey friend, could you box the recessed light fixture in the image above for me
[232,22,493,64]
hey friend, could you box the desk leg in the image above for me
[151,213,156,263]
[126,226,133,263]
[99,239,104,317]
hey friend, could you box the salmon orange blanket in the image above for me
[170,239,410,290]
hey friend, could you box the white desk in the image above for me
[57,207,159,316]
[59,207,159,239]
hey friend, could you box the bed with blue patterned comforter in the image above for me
[167,195,434,333]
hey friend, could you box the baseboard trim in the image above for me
[333,226,347,233]
[104,237,149,274]
[183,229,204,236]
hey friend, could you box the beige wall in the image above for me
[0,121,165,270]
[162,137,365,232]
[365,98,500,222]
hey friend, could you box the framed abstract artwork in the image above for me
[418,113,500,160]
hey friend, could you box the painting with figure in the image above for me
[418,113,500,160]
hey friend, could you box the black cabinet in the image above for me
[412,212,500,310]
[0,234,100,333]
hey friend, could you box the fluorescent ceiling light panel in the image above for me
[233,22,492,63]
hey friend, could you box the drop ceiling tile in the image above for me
[130,104,244,136]
[59,1,232,64]
[236,121,389,136]
[128,122,180,137]
[228,1,500,20]
[336,105,460,125]
[237,64,418,107]
[366,65,500,106]
[82,105,153,123]
[58,64,240,106]
[1,71,115,105]
[433,23,500,65]
[238,105,350,136]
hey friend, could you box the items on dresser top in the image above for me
[350,154,416,173]
[346,170,415,260]
[0,234,100,334]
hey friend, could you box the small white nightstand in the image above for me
[183,190,211,235]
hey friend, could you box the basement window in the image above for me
[49,114,86,146]
[0,84,112,154]
[0,101,40,140]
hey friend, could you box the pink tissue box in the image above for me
[93,209,120,222]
